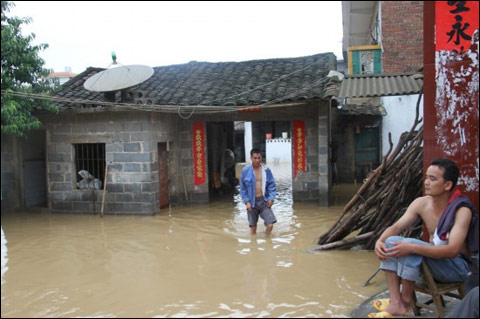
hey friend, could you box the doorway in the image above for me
[354,127,380,182]
[158,142,169,209]
[22,130,47,207]
[206,122,237,198]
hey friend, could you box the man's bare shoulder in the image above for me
[409,195,430,207]
[412,195,431,204]
[406,196,432,216]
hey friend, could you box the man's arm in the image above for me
[265,169,276,206]
[239,168,250,204]
[374,197,424,260]
[389,207,472,259]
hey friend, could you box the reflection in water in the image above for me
[1,226,7,285]
[1,163,384,318]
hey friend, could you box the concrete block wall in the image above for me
[192,101,328,204]
[291,114,319,203]
[170,119,209,206]
[45,111,176,215]
[286,102,330,204]
[318,104,330,206]
[1,134,21,211]
[40,100,332,212]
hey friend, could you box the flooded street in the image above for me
[1,164,385,318]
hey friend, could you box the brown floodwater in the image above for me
[1,164,385,318]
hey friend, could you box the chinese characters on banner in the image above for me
[436,1,479,54]
[193,122,206,186]
[293,120,306,177]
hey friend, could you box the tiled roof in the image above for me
[339,103,387,116]
[338,73,423,99]
[56,53,336,109]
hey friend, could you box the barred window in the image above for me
[74,143,106,188]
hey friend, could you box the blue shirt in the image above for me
[240,164,276,207]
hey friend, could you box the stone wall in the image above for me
[43,111,179,215]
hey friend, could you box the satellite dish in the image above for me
[84,64,154,92]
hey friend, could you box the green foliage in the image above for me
[1,1,57,138]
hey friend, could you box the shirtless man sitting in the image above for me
[368,158,478,318]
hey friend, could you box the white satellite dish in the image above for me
[84,64,154,92]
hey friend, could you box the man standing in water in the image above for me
[368,158,478,318]
[240,148,277,234]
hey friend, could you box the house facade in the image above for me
[335,1,424,183]
[2,53,338,215]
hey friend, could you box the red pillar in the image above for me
[423,1,479,211]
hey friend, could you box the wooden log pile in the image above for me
[314,92,424,251]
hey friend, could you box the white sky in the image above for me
[10,1,343,74]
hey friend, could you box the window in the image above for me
[74,143,106,188]
[348,45,382,75]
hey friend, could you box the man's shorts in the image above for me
[248,196,277,227]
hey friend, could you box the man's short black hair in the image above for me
[430,158,459,189]
[250,148,262,157]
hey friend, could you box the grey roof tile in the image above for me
[55,53,336,109]
[338,73,423,99]
[340,104,387,116]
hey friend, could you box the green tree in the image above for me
[1,1,57,138]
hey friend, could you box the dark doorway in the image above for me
[207,122,237,198]
[158,142,169,209]
[22,130,47,207]
[354,127,380,182]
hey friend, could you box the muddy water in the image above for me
[1,164,385,318]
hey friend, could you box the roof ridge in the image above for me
[54,52,336,109]
[153,52,335,69]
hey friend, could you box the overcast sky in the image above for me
[10,1,343,74]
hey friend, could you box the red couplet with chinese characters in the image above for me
[436,1,479,53]
[293,120,306,177]
[193,122,206,186]
[423,1,479,215]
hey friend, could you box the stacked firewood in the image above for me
[314,92,424,251]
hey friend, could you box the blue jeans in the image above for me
[380,236,469,282]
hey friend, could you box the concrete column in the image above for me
[318,102,330,206]
[244,122,252,161]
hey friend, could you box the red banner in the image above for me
[193,122,206,186]
[293,120,306,177]
[426,1,479,211]
[436,1,479,54]
[237,106,262,114]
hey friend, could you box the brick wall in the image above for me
[381,1,424,74]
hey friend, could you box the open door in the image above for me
[354,127,379,182]
[158,142,169,209]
